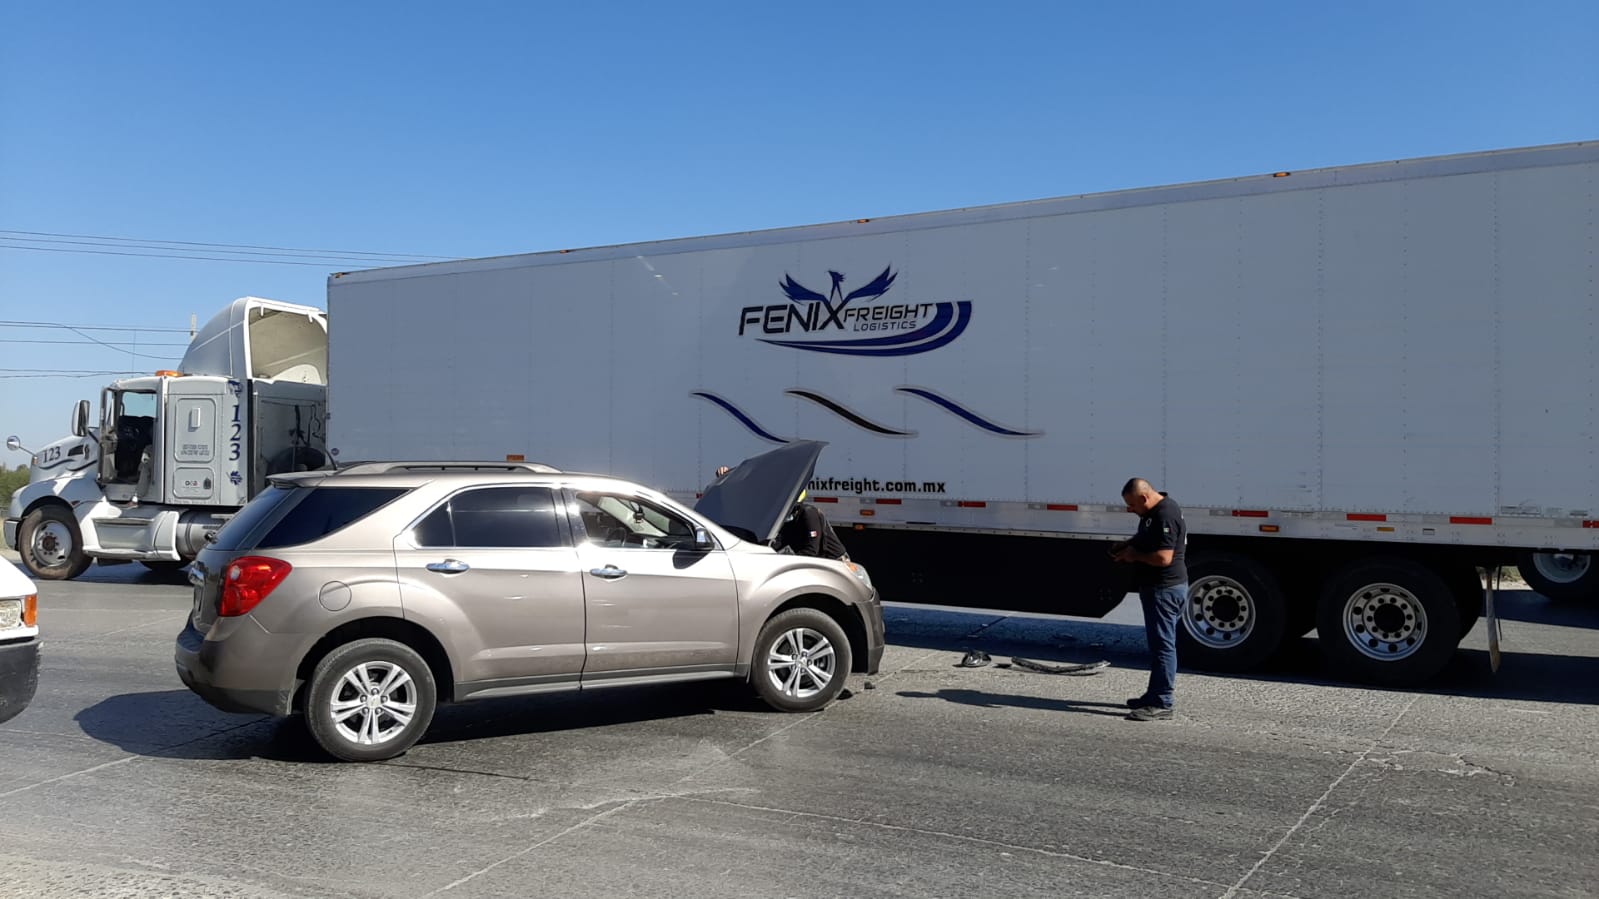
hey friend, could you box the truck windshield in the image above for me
[119,391,157,418]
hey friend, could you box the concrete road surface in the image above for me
[0,557,1595,898]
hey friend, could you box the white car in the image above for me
[0,557,39,724]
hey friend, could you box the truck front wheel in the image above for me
[1178,553,1289,672]
[1516,551,1599,602]
[1317,558,1460,686]
[18,505,91,581]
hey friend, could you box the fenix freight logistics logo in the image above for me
[736,266,972,357]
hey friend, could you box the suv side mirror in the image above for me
[72,400,91,438]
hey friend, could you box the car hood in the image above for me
[694,440,825,545]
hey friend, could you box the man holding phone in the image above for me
[1109,478,1188,721]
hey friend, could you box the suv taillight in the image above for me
[219,556,292,617]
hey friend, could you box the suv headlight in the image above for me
[845,561,872,592]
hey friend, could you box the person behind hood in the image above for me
[711,466,848,560]
[779,490,850,560]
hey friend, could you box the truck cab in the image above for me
[4,297,328,580]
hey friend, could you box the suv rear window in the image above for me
[252,487,410,550]
[208,486,297,551]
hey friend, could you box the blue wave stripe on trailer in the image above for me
[895,386,1043,437]
[690,392,790,443]
[784,390,915,437]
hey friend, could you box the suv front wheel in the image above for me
[305,638,437,762]
[751,608,852,712]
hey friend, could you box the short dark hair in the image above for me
[1121,477,1152,497]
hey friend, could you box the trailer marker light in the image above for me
[1450,516,1493,525]
[505,454,525,462]
[1377,526,1396,532]
[1585,521,1599,529]
[860,508,875,517]
[875,498,902,505]
[1259,524,1280,533]
[813,496,838,503]
[1273,172,1291,177]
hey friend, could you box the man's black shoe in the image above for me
[1126,696,1156,709]
[1127,705,1174,722]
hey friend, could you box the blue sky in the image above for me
[1,1,1595,455]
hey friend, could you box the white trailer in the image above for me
[326,141,1599,685]
[5,298,328,578]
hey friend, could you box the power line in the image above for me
[2,235,424,265]
[0,229,453,261]
[0,320,192,333]
[0,338,191,347]
[0,243,369,267]
[0,369,147,379]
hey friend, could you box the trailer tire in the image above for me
[1178,553,1288,672]
[1317,558,1460,686]
[18,504,91,581]
[1516,551,1599,602]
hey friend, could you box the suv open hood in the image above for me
[694,440,824,545]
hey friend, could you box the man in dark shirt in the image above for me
[778,491,850,560]
[1110,478,1188,721]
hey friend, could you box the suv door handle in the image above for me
[427,559,470,574]
[589,565,627,580]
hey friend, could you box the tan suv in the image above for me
[175,441,883,762]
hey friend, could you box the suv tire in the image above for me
[305,638,437,762]
[751,608,852,712]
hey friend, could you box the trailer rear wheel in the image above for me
[1178,554,1288,672]
[1317,558,1460,686]
[1517,551,1599,602]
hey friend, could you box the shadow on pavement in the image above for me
[1490,588,1599,629]
[898,688,1127,718]
[886,604,1599,706]
[75,682,768,762]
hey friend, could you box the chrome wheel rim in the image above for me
[329,661,418,746]
[31,520,74,568]
[764,627,836,700]
[1342,582,1427,661]
[1530,551,1591,585]
[1184,575,1255,648]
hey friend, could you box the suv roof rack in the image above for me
[330,461,563,476]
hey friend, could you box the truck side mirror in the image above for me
[5,436,24,454]
[72,400,91,438]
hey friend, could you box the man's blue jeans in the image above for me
[1138,583,1188,709]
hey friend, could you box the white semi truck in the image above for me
[324,141,1597,686]
[4,297,328,579]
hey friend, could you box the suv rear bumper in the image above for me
[175,621,295,717]
[0,638,40,724]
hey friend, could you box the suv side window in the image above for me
[414,486,564,548]
[256,487,409,549]
[571,491,699,550]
